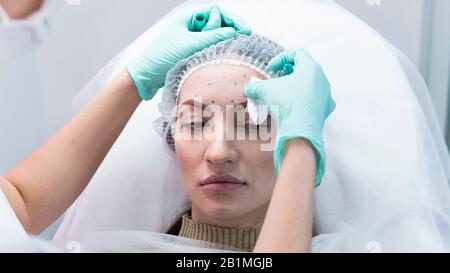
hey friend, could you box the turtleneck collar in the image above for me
[178,213,260,252]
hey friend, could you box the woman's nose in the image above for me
[205,139,238,169]
[203,113,239,168]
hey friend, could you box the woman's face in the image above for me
[174,63,277,228]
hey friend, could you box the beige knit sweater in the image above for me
[178,213,260,252]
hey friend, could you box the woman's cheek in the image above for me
[254,151,275,173]
[175,140,204,189]
[236,141,275,174]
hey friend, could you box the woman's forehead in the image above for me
[178,63,265,106]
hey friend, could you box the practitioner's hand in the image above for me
[244,49,336,186]
[127,5,251,100]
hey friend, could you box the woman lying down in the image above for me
[0,5,335,252]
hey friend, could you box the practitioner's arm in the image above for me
[1,71,141,234]
[253,138,316,252]
[245,49,336,252]
[0,5,250,235]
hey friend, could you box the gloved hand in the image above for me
[127,5,251,100]
[244,49,336,186]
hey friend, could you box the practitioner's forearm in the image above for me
[2,70,141,234]
[254,138,316,252]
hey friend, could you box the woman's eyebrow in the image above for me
[180,99,206,110]
[180,99,248,108]
[234,101,247,108]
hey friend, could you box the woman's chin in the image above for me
[198,200,244,220]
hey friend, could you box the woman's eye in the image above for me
[238,122,259,130]
[246,123,259,130]
[183,121,204,129]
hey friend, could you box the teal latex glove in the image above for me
[244,49,336,186]
[127,5,251,100]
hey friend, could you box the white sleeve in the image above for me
[0,187,27,237]
[0,187,61,252]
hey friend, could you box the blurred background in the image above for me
[1,0,449,238]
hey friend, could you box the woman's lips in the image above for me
[200,174,246,192]
[201,182,246,192]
